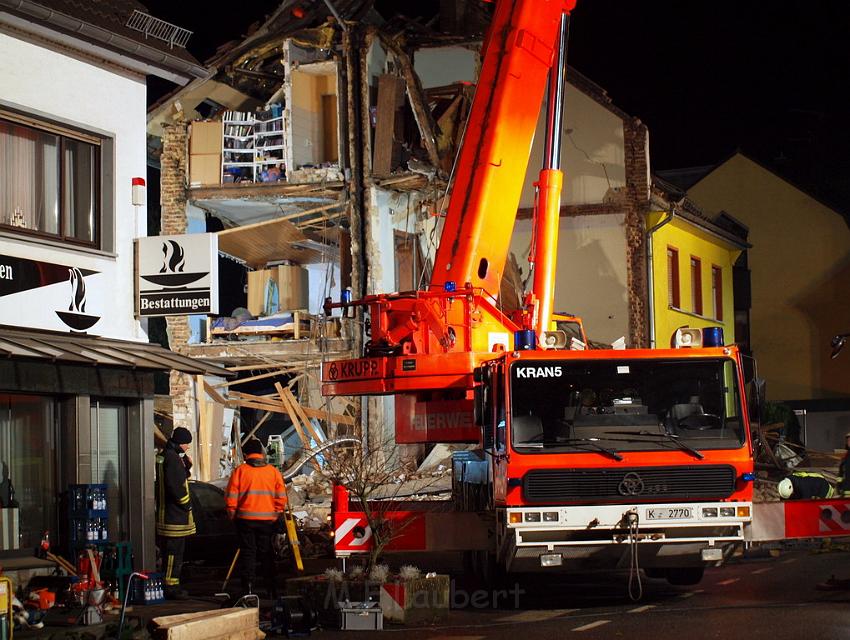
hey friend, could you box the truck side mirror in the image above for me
[750,377,766,424]
[831,333,849,359]
[474,385,484,427]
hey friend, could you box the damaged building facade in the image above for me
[147,1,653,469]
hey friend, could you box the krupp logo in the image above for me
[328,363,339,381]
[618,472,645,496]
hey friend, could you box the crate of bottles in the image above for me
[68,484,109,548]
[129,572,165,605]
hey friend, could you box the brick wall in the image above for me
[160,122,195,432]
[623,117,650,348]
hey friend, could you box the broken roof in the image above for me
[0,0,206,83]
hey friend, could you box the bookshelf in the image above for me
[221,107,286,183]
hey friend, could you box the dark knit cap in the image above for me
[243,438,264,456]
[171,427,193,445]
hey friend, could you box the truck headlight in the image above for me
[524,512,541,523]
[543,512,559,522]
[702,508,718,518]
[720,507,736,518]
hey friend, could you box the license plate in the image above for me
[645,507,693,520]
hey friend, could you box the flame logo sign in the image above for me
[68,267,87,313]
[56,267,100,331]
[141,239,206,288]
[160,240,186,274]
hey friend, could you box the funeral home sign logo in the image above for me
[137,234,218,317]
[56,267,101,331]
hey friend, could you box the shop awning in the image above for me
[0,327,233,377]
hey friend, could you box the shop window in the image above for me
[90,402,128,544]
[691,256,702,315]
[712,265,723,321]
[0,394,58,552]
[667,247,680,308]
[0,114,102,247]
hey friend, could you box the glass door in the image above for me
[90,402,128,544]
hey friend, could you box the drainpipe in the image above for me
[646,196,677,348]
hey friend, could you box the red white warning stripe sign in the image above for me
[819,504,850,533]
[749,500,850,542]
[334,516,372,552]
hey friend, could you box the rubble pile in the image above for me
[289,473,333,531]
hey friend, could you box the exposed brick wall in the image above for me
[623,117,650,348]
[160,122,195,432]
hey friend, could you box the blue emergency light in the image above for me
[444,281,457,293]
[702,327,724,347]
[514,329,536,350]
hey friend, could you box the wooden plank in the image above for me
[378,34,441,171]
[208,400,224,480]
[203,380,228,405]
[151,607,259,640]
[214,369,289,389]
[275,383,309,449]
[240,411,273,447]
[235,391,355,426]
[373,74,406,176]
[230,397,287,414]
[300,405,356,426]
[275,383,321,472]
[196,375,209,481]
[282,386,324,445]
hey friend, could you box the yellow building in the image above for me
[681,152,850,402]
[647,183,747,351]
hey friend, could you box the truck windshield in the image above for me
[510,358,745,453]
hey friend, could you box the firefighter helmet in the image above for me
[778,477,794,499]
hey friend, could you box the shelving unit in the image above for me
[221,108,287,183]
[68,483,110,553]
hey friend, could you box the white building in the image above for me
[0,0,220,571]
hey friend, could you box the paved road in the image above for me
[314,547,850,640]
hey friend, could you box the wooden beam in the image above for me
[378,34,441,171]
[202,380,228,405]
[282,386,324,445]
[373,74,406,176]
[240,411,273,447]
[214,369,289,388]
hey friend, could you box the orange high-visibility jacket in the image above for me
[225,454,288,521]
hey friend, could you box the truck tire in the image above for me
[665,567,705,586]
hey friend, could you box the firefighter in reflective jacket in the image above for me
[225,438,288,596]
[155,427,195,599]
[778,471,836,500]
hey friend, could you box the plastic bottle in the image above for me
[87,521,94,541]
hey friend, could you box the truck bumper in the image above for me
[503,502,751,572]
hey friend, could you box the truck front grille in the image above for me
[522,465,737,503]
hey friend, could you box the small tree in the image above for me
[321,438,438,572]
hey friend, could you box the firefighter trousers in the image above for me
[158,535,187,587]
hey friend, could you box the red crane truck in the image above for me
[321,0,850,587]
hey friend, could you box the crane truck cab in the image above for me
[473,339,753,584]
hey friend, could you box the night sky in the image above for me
[144,0,850,211]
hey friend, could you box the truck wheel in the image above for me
[665,567,705,586]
